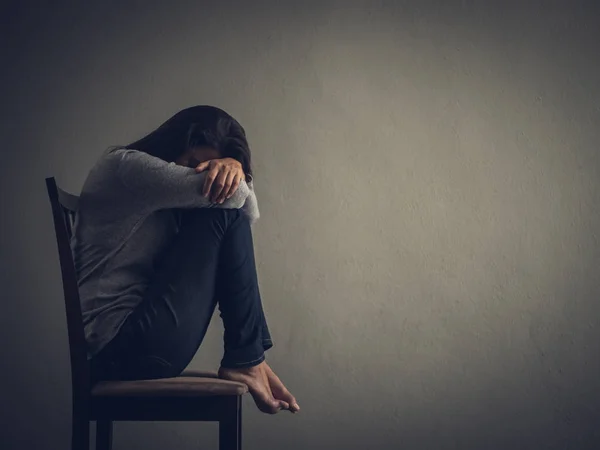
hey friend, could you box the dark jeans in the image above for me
[90,208,273,383]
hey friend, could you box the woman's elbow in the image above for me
[222,181,249,209]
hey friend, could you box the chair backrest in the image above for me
[45,177,90,406]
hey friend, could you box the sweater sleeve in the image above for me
[242,180,260,225]
[111,148,250,212]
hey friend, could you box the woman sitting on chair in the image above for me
[72,105,299,415]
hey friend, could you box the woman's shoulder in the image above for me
[79,147,139,200]
[102,146,136,161]
[94,146,129,170]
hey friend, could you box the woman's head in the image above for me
[118,105,253,181]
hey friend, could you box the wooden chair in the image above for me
[45,176,247,450]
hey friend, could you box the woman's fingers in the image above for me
[198,158,245,202]
[223,173,243,201]
[210,170,229,203]
[195,161,210,173]
[202,164,220,197]
[216,171,237,203]
[228,174,242,199]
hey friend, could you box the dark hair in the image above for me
[109,105,253,181]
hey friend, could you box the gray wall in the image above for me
[1,1,599,449]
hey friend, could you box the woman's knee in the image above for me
[181,207,241,221]
[179,208,247,231]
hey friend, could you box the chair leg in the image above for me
[219,396,242,450]
[71,415,89,450]
[96,420,113,450]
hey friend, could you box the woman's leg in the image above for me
[94,207,272,381]
[214,208,273,369]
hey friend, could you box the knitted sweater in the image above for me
[70,148,259,358]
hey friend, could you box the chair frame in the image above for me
[45,176,242,450]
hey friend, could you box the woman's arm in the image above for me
[111,148,250,212]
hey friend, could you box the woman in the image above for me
[72,105,299,414]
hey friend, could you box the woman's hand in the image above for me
[195,158,245,204]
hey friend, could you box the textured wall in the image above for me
[1,1,599,449]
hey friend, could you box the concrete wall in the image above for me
[1,1,599,449]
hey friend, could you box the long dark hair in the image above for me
[109,105,253,181]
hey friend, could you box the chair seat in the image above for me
[179,368,219,378]
[92,373,248,397]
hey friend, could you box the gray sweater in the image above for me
[71,148,260,358]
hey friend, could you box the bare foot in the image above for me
[219,362,290,414]
[263,362,300,413]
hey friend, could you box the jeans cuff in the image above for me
[220,352,265,369]
[262,339,273,352]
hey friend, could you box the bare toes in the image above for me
[264,365,300,412]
